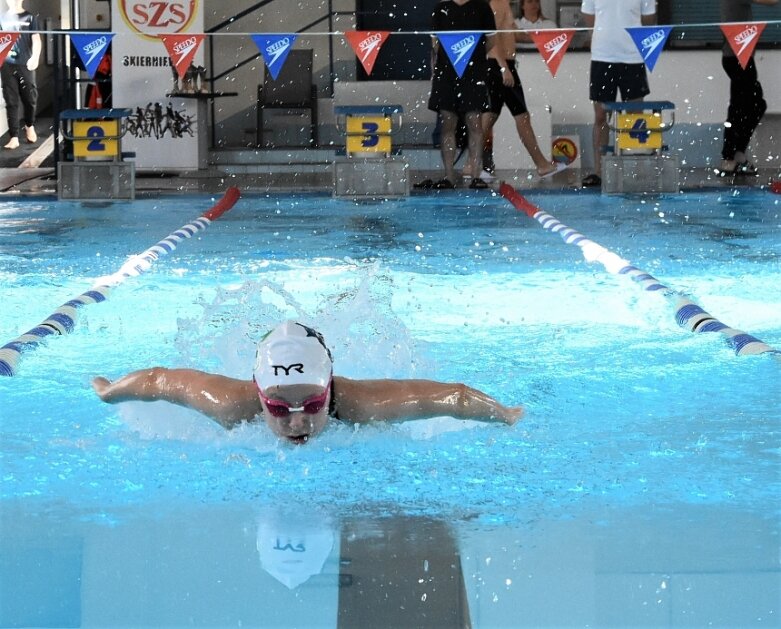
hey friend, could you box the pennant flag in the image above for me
[70,33,114,79]
[251,34,298,80]
[159,34,205,78]
[530,29,575,77]
[345,31,390,76]
[721,22,766,69]
[625,26,671,71]
[437,32,480,78]
[0,31,20,68]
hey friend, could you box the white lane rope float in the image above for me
[499,183,778,357]
[0,187,242,377]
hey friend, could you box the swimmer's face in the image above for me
[257,382,331,445]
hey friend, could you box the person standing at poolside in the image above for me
[580,0,656,188]
[0,0,41,150]
[515,0,557,50]
[480,0,561,180]
[428,0,497,189]
[92,321,523,444]
[718,0,779,177]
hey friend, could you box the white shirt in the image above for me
[515,16,558,49]
[581,0,656,63]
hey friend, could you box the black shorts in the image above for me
[589,60,650,102]
[428,61,488,114]
[485,59,529,116]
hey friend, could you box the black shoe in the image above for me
[581,173,602,187]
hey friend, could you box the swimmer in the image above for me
[92,321,523,444]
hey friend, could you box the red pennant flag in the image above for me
[345,31,390,76]
[0,32,20,68]
[530,29,575,77]
[159,34,205,78]
[721,22,766,69]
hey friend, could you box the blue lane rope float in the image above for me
[0,187,241,377]
[499,184,778,357]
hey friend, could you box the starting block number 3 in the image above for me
[346,115,392,155]
[73,120,120,158]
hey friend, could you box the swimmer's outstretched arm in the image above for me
[92,368,261,429]
[333,377,523,426]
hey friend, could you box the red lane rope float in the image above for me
[499,183,778,357]
[0,187,241,377]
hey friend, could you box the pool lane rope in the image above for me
[0,187,242,377]
[499,183,778,357]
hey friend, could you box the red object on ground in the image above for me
[770,181,781,195]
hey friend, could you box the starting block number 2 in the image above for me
[73,120,120,158]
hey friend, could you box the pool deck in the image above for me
[0,124,777,197]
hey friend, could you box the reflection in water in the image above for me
[256,507,336,589]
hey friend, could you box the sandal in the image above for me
[735,161,758,176]
[434,178,455,189]
[581,173,601,187]
[468,177,489,189]
[413,179,435,189]
[539,162,569,179]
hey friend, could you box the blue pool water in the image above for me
[0,189,779,627]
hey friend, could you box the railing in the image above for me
[205,0,351,147]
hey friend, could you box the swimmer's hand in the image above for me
[91,376,114,402]
[501,406,524,426]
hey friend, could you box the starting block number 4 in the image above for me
[616,113,662,151]
[73,120,120,158]
[346,115,393,155]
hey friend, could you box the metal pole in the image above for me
[328,0,334,97]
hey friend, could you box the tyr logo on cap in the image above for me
[272,363,305,377]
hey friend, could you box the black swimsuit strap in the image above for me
[328,379,340,420]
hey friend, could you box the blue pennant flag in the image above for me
[70,33,114,79]
[251,34,298,80]
[436,32,480,78]
[626,26,672,72]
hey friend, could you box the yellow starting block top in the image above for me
[72,119,120,159]
[60,109,133,161]
[345,115,393,154]
[616,112,663,151]
[604,101,675,153]
[335,105,403,157]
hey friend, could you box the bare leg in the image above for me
[592,101,609,176]
[439,110,459,184]
[464,111,483,181]
[514,112,556,175]
[480,111,499,176]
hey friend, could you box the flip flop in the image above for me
[413,179,435,189]
[469,178,489,189]
[434,178,455,189]
[539,162,569,179]
[735,161,758,176]
[581,173,602,187]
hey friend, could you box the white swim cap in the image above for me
[253,321,333,391]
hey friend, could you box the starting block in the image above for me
[57,108,135,200]
[602,101,679,194]
[333,105,408,198]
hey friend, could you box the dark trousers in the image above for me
[1,63,38,138]
[721,56,766,160]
